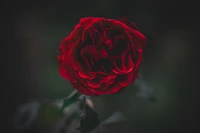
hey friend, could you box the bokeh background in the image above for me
[3,0,199,133]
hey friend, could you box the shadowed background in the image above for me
[3,0,199,133]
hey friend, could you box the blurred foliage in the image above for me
[35,104,62,125]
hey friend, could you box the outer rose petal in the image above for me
[119,17,139,31]
[68,40,94,79]
[80,17,107,25]
[86,82,123,96]
[129,30,146,50]
[58,55,77,82]
[119,66,140,87]
[73,80,98,96]
[86,75,116,89]
[110,18,146,50]
[67,23,84,42]
[70,18,106,41]
[80,17,100,27]
[112,55,134,74]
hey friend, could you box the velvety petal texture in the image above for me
[57,17,146,96]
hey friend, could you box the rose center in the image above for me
[80,43,112,74]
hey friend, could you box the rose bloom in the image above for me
[58,17,146,96]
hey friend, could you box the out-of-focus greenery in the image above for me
[35,104,62,125]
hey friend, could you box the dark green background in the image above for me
[3,0,199,133]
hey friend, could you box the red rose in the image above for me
[58,17,146,96]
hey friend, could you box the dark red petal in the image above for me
[130,30,146,50]
[86,75,116,89]
[58,55,77,82]
[119,17,139,31]
[128,22,139,31]
[67,24,84,42]
[68,40,93,79]
[119,17,128,24]
[73,81,99,96]
[79,17,106,28]
[105,39,113,49]
[112,55,134,74]
[99,49,108,58]
[119,66,140,87]
[58,43,78,80]
[118,71,134,87]
[86,81,123,95]
[80,45,98,71]
[134,49,143,69]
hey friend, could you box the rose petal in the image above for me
[99,49,108,58]
[90,81,123,95]
[129,22,139,31]
[105,39,113,49]
[126,55,135,72]
[134,49,143,69]
[58,55,77,82]
[68,40,91,79]
[73,81,98,96]
[86,76,116,88]
[67,24,85,42]
[118,71,134,87]
[130,30,146,50]
[88,22,107,44]
[119,17,129,24]
[86,80,123,95]
[80,45,98,71]
[76,73,87,85]
[119,17,139,31]
[112,55,134,74]
[80,17,102,26]
[119,67,139,87]
[87,80,100,88]
[110,20,146,52]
